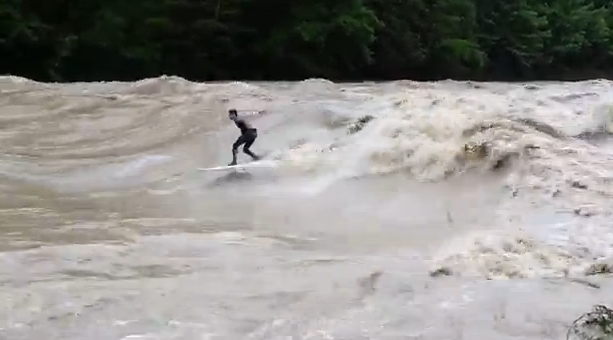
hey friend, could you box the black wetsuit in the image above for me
[231,118,259,164]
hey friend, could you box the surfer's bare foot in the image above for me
[228,161,237,166]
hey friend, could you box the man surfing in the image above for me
[228,109,261,166]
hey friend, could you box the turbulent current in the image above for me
[1,75,613,340]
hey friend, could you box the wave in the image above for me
[0,75,612,282]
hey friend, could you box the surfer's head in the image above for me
[228,109,238,120]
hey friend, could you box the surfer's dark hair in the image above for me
[228,109,237,115]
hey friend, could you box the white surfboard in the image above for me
[197,160,279,172]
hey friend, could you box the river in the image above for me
[1,76,612,339]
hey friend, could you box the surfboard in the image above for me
[197,159,278,172]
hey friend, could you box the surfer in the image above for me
[228,109,261,165]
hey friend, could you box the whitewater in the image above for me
[0,75,613,340]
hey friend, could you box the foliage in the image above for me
[2,0,613,81]
[568,305,613,340]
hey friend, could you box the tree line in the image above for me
[2,0,613,82]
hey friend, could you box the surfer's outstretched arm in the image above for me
[238,109,267,116]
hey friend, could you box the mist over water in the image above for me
[1,75,613,339]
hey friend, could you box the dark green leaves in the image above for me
[3,0,613,81]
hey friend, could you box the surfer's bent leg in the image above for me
[230,135,247,165]
[242,130,260,161]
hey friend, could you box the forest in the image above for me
[2,0,613,82]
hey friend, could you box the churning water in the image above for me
[1,76,613,339]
